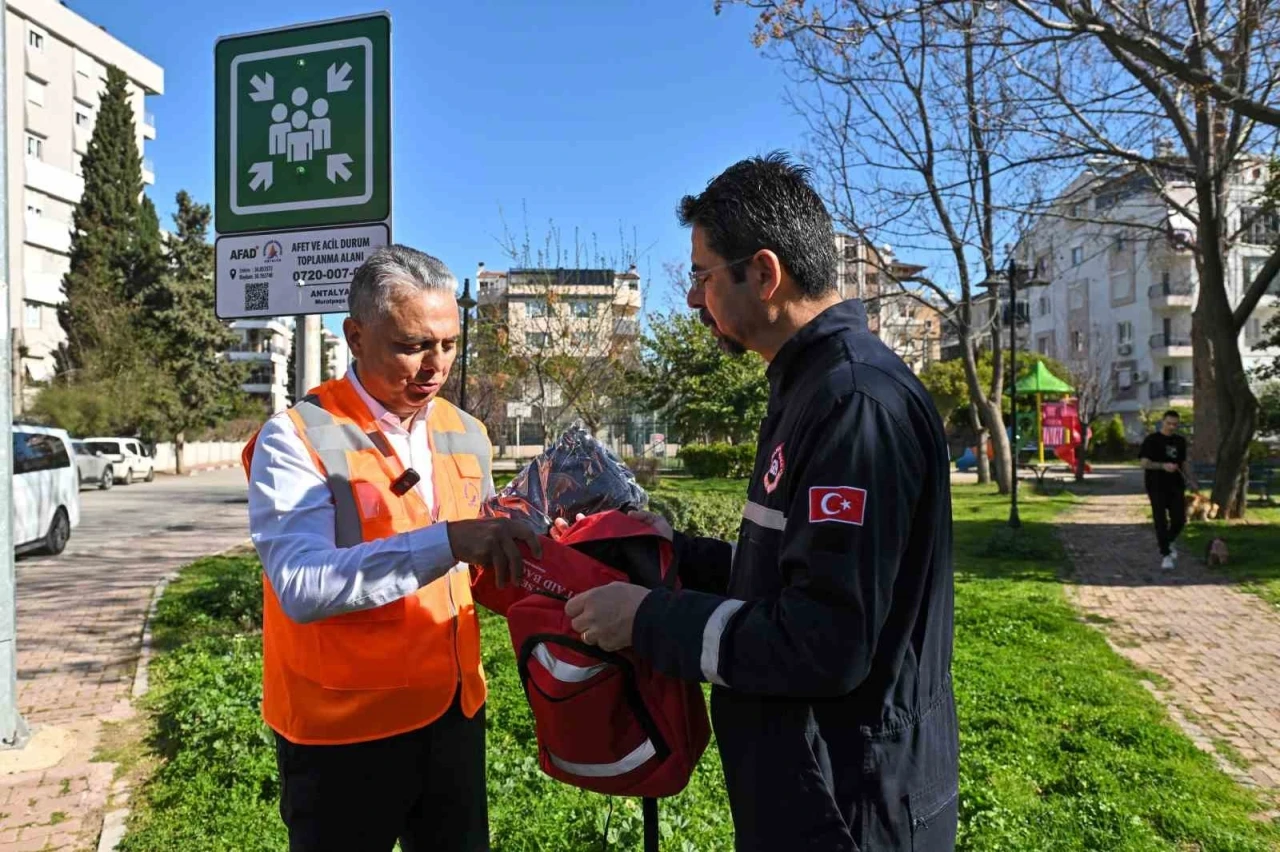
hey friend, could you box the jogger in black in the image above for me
[1138,410,1198,570]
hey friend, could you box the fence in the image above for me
[152,440,246,473]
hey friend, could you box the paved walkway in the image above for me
[1058,480,1280,804]
[0,471,250,851]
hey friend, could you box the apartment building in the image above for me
[833,232,945,373]
[5,0,161,410]
[1023,161,1280,430]
[228,318,292,414]
[475,262,642,359]
[321,326,349,381]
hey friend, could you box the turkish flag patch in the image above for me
[809,486,867,526]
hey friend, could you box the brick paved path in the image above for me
[0,472,249,851]
[1058,483,1280,805]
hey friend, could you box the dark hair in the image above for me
[1163,410,1180,420]
[677,151,838,299]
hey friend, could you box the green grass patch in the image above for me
[1211,739,1253,772]
[1181,506,1280,610]
[117,483,1280,851]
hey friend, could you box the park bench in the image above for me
[1189,461,1277,505]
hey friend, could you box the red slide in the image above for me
[1053,443,1092,473]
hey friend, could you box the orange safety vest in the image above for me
[240,375,492,745]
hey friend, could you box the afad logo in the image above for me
[262,240,284,263]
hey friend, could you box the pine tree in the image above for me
[146,191,249,472]
[56,64,144,373]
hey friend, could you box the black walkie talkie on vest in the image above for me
[391,468,421,496]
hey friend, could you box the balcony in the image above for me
[74,72,101,105]
[226,339,289,359]
[24,101,56,139]
[142,111,156,140]
[1149,380,1194,404]
[24,159,84,204]
[23,214,72,254]
[142,158,155,185]
[614,318,640,338]
[1148,280,1195,309]
[25,45,52,83]
[1149,332,1193,358]
[22,270,65,305]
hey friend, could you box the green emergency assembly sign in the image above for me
[215,14,390,234]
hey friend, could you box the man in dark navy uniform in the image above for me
[566,153,958,851]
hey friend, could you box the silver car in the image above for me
[71,440,115,490]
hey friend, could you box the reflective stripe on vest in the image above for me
[244,376,491,745]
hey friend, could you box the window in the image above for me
[525,332,549,349]
[25,134,44,160]
[1246,317,1263,343]
[1114,235,1126,251]
[526,299,548,318]
[1071,246,1085,266]
[14,432,70,474]
[570,300,592,318]
[75,109,91,128]
[1243,256,1280,296]
[1072,330,1085,353]
[24,302,41,329]
[28,28,44,51]
[25,77,45,107]
[570,331,590,348]
[1037,336,1050,355]
[1069,202,1083,218]
[1037,294,1051,317]
[1069,283,1086,311]
[1241,206,1280,245]
[1117,321,1133,345]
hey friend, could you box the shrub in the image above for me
[1089,415,1130,462]
[624,456,661,488]
[678,443,756,479]
[648,491,742,541]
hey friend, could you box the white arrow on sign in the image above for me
[326,153,353,183]
[327,62,353,93]
[249,73,274,102]
[248,161,273,191]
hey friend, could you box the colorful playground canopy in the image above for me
[1014,362,1074,396]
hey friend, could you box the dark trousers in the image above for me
[274,696,488,852]
[1148,485,1187,556]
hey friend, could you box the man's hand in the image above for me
[1164,462,1179,473]
[627,509,674,541]
[564,582,650,652]
[446,518,542,589]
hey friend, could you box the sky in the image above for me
[65,0,811,335]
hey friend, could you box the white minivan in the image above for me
[81,436,156,484]
[12,424,81,556]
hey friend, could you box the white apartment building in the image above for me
[5,0,161,410]
[833,232,944,373]
[228,318,292,414]
[321,326,349,381]
[1024,162,1280,431]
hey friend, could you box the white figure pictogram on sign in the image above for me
[249,74,354,190]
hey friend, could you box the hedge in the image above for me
[677,443,756,479]
[648,490,742,541]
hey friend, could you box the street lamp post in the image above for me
[457,277,477,414]
[980,256,1048,529]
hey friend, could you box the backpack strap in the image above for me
[643,797,659,852]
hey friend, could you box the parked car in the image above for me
[71,440,115,490]
[81,436,156,484]
[12,424,81,555]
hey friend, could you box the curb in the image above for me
[96,537,251,852]
[157,462,241,477]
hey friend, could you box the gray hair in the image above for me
[348,244,457,323]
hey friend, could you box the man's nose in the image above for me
[686,284,703,310]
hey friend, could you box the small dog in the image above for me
[1185,492,1219,522]
[1205,537,1230,566]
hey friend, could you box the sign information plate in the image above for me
[214,13,391,318]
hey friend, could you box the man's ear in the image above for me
[343,317,362,360]
[753,249,785,303]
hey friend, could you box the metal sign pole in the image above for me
[1,5,31,750]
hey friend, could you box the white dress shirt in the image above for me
[247,369,490,624]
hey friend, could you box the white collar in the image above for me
[347,365,432,431]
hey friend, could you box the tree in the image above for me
[636,311,769,445]
[993,0,1280,515]
[921,350,1072,429]
[474,211,651,443]
[143,191,251,473]
[56,65,148,376]
[1063,325,1116,481]
[719,0,1071,495]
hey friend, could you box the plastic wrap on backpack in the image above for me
[480,424,649,535]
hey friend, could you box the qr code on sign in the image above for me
[244,282,269,312]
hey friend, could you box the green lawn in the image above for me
[1182,505,1280,610]
[116,480,1280,851]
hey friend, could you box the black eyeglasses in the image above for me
[687,255,757,290]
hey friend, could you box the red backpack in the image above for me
[471,511,712,848]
